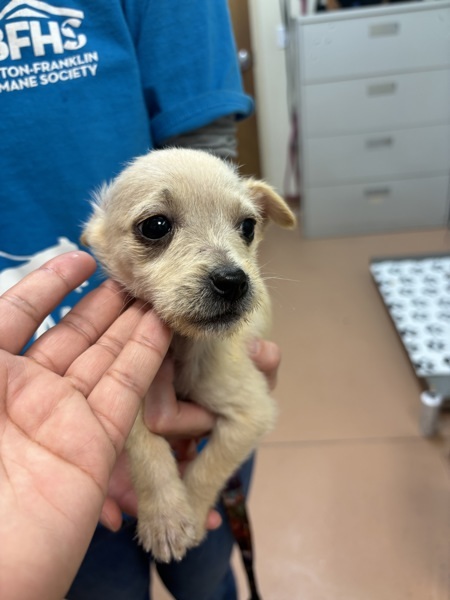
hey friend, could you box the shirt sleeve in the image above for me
[164,116,238,159]
[132,0,254,146]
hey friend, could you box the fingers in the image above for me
[86,308,172,455]
[60,299,150,396]
[100,493,222,532]
[142,340,279,436]
[100,497,123,532]
[0,251,96,354]
[27,278,130,375]
[101,447,222,532]
[206,510,222,530]
[248,338,281,391]
[105,452,138,517]
[144,358,216,438]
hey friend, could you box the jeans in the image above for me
[67,455,254,600]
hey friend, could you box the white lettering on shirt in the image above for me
[0,2,99,93]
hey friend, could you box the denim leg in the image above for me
[67,517,150,600]
[67,455,254,600]
[156,454,255,600]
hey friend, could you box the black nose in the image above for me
[210,267,249,303]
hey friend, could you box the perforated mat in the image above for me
[370,255,450,379]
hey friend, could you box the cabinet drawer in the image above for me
[305,125,450,186]
[303,176,450,238]
[300,5,450,83]
[304,70,450,137]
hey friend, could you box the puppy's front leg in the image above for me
[183,369,276,543]
[126,410,197,562]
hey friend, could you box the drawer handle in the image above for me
[365,187,391,205]
[369,22,400,37]
[364,187,391,199]
[367,82,397,96]
[366,136,393,149]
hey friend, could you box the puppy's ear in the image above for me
[246,179,296,229]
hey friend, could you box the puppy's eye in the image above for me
[137,215,172,240]
[240,218,256,243]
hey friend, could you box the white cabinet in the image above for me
[296,1,450,237]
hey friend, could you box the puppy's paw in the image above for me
[136,501,198,563]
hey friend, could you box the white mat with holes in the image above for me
[370,255,450,378]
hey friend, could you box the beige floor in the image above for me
[153,226,450,600]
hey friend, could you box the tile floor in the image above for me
[153,226,450,600]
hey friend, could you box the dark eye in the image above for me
[137,215,172,240]
[240,218,256,243]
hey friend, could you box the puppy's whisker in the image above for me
[262,274,301,285]
[82,280,131,312]
[258,259,275,271]
[133,299,152,315]
[89,282,153,316]
[262,284,298,310]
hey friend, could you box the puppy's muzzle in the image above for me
[209,267,249,303]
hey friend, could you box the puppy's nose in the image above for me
[210,267,249,302]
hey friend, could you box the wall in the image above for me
[248,0,298,194]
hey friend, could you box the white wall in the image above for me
[248,0,297,193]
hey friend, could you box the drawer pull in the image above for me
[364,187,391,204]
[367,82,397,96]
[366,136,393,149]
[364,187,391,198]
[369,22,400,37]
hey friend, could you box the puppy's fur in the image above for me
[82,148,296,562]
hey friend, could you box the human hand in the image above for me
[103,336,282,532]
[144,338,281,436]
[248,338,281,392]
[0,252,171,600]
[102,357,222,532]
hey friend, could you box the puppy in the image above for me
[82,148,296,563]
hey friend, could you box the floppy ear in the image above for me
[246,179,297,229]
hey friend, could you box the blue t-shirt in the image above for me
[0,0,252,336]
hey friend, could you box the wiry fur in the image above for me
[82,148,296,562]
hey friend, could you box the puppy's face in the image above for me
[83,149,295,338]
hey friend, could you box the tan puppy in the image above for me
[82,148,296,563]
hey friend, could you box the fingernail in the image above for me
[186,439,197,459]
[101,512,121,532]
[248,338,261,357]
